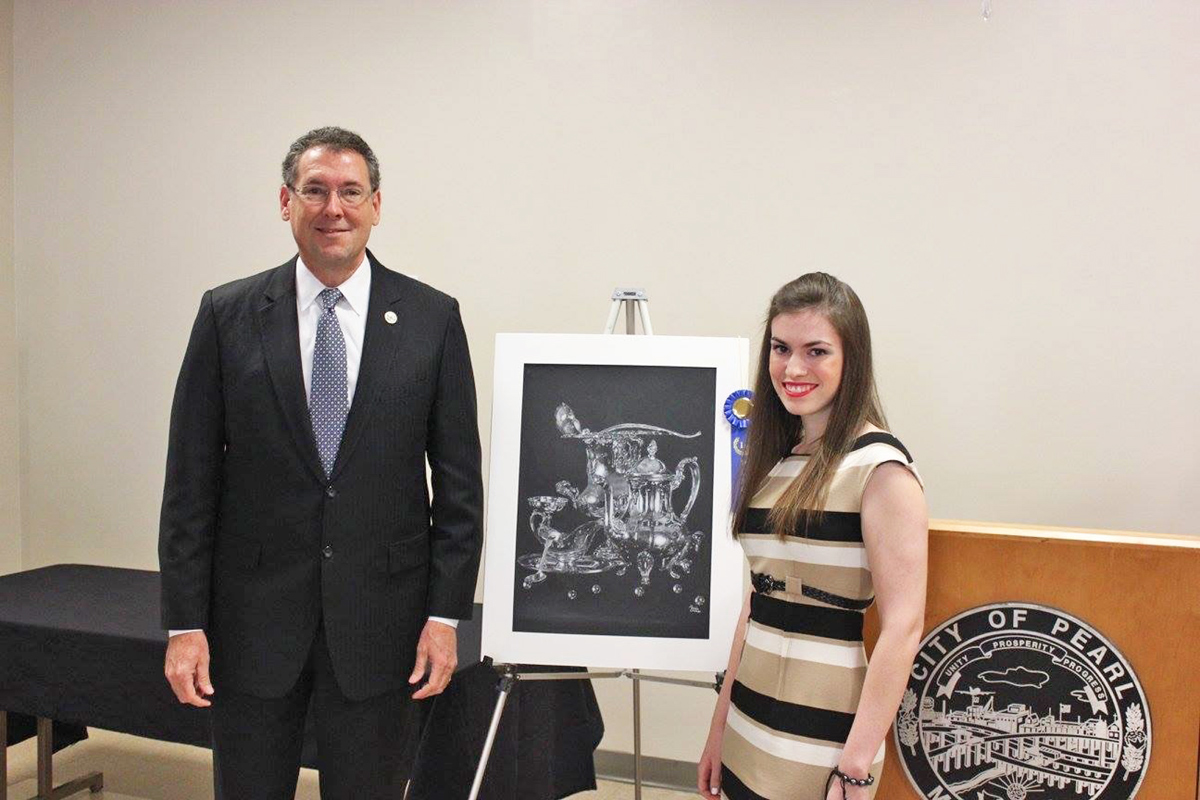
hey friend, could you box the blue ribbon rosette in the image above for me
[723,390,753,502]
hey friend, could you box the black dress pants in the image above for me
[211,623,421,800]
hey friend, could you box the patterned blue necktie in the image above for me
[310,288,348,477]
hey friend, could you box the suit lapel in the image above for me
[329,253,406,481]
[256,258,326,483]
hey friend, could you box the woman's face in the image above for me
[768,308,844,423]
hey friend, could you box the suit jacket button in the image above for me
[326,486,337,498]
[322,545,333,559]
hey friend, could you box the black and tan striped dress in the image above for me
[721,432,922,799]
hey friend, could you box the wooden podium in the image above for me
[865,521,1200,800]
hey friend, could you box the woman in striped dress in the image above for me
[698,273,928,799]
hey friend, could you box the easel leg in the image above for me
[632,670,642,800]
[468,674,516,800]
[603,300,622,334]
[636,300,653,335]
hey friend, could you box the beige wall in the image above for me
[0,0,18,575]
[10,0,1200,762]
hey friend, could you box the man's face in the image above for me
[280,146,381,274]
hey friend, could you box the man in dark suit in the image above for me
[158,126,483,799]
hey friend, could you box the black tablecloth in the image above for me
[409,663,603,800]
[1,564,602,798]
[0,565,207,751]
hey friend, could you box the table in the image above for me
[1,564,602,800]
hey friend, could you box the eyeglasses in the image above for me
[287,184,374,208]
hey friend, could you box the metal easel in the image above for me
[468,289,721,800]
[603,288,653,335]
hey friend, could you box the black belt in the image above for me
[751,571,873,611]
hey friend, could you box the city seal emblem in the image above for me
[895,603,1150,800]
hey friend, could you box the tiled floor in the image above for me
[3,729,696,799]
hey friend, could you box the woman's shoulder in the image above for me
[846,426,923,489]
[847,426,915,464]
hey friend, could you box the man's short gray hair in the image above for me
[282,126,380,192]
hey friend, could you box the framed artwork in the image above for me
[481,333,748,671]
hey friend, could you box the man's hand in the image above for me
[164,630,214,707]
[408,619,457,700]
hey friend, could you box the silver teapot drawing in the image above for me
[518,403,705,593]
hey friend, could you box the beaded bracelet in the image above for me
[827,766,875,796]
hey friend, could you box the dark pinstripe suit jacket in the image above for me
[158,252,483,701]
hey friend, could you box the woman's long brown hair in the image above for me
[732,273,888,539]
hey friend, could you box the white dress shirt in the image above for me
[295,254,369,407]
[170,255,456,635]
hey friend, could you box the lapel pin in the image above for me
[384,311,398,325]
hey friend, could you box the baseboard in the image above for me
[594,749,696,791]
